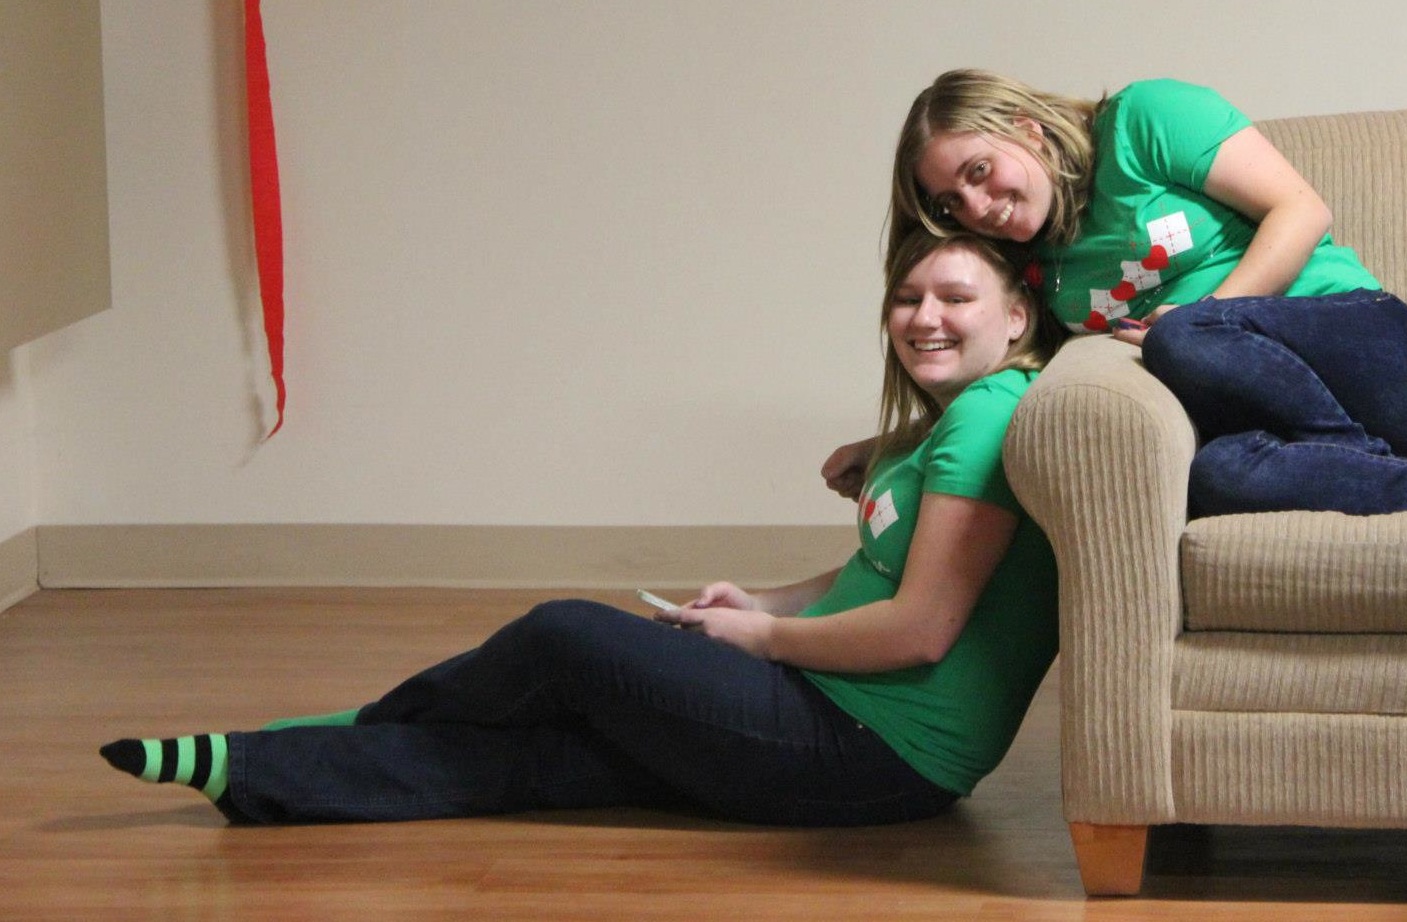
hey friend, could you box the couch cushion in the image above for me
[1182,511,1407,632]
[1174,632,1407,714]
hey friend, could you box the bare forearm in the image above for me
[766,599,962,673]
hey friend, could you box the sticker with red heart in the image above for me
[1023,261,1044,289]
[1083,311,1110,332]
[1141,245,1169,271]
[1110,280,1137,302]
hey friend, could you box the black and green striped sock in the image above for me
[99,734,228,802]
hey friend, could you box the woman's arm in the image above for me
[1114,125,1333,345]
[1201,126,1333,299]
[656,492,1017,673]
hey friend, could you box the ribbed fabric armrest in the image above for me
[1003,334,1196,824]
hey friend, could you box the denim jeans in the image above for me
[223,600,957,825]
[1142,290,1407,517]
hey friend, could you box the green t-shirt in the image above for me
[801,369,1058,796]
[1036,79,1380,332]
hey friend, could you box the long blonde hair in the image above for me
[888,69,1100,274]
[870,230,1065,474]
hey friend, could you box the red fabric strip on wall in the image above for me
[244,0,286,437]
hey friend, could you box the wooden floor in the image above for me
[2,587,1404,921]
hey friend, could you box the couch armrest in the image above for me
[1003,335,1196,825]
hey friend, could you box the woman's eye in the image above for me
[970,160,990,181]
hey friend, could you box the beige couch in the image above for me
[1003,109,1407,896]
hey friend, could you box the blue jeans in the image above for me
[1141,290,1407,518]
[222,600,956,825]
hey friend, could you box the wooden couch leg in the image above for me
[1068,822,1148,896]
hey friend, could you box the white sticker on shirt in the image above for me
[864,489,899,539]
[1120,257,1162,292]
[1088,288,1130,317]
[1146,211,1193,256]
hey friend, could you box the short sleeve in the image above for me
[1114,80,1253,191]
[920,370,1030,513]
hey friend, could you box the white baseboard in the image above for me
[0,528,39,611]
[35,524,856,591]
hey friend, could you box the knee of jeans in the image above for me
[523,598,602,629]
[518,598,623,648]
[1141,305,1200,375]
[1188,431,1281,518]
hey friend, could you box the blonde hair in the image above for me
[870,230,1066,473]
[888,69,1100,272]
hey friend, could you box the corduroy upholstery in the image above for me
[1003,109,1407,895]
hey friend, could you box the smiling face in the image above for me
[914,124,1055,243]
[887,244,1030,406]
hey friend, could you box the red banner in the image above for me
[244,0,286,437]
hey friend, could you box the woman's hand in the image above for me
[653,605,778,660]
[822,437,876,501]
[687,581,759,611]
[1110,304,1177,347]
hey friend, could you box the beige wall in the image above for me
[7,2,1407,554]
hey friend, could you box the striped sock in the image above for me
[261,707,360,731]
[100,734,229,802]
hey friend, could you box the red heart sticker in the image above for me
[1023,261,1044,289]
[1110,281,1137,302]
[1083,311,1110,332]
[1142,245,1169,271]
[864,500,876,521]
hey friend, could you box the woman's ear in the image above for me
[1013,116,1045,140]
[1007,294,1032,342]
[1013,116,1046,151]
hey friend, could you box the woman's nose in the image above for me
[913,294,944,326]
[957,186,989,218]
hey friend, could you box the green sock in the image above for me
[261,707,360,731]
[99,734,228,802]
